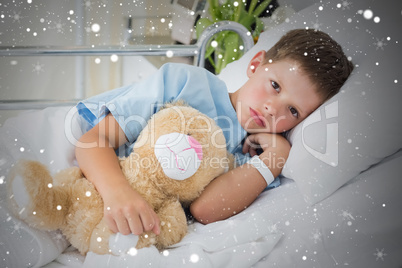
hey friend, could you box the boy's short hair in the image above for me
[263,29,354,102]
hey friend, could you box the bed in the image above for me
[1,0,401,267]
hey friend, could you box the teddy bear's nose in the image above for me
[186,135,203,161]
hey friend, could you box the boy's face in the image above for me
[231,50,322,133]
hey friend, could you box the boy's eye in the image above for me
[289,106,299,118]
[271,81,280,92]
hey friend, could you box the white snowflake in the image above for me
[373,248,387,261]
[249,240,259,253]
[84,0,93,11]
[12,11,23,23]
[50,230,65,242]
[311,20,323,30]
[32,61,44,74]
[52,20,65,33]
[339,210,355,221]
[11,221,22,235]
[310,229,322,244]
[226,219,236,227]
[190,253,199,263]
[341,0,352,10]
[268,223,278,233]
[373,38,387,50]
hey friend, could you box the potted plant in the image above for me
[196,0,278,74]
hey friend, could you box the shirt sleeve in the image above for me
[77,64,181,143]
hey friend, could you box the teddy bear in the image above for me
[7,101,234,255]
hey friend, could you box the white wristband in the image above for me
[247,155,275,186]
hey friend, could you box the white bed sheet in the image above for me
[255,151,402,267]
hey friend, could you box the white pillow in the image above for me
[219,0,402,204]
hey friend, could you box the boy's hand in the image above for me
[103,184,160,236]
[242,133,290,177]
[242,133,289,156]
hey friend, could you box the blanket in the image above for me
[83,211,281,267]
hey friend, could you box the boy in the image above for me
[75,29,353,236]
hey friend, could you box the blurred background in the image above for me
[0,0,316,124]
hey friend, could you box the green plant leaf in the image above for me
[220,3,235,21]
[248,0,259,15]
[253,17,265,37]
[216,32,241,74]
[205,31,227,58]
[239,13,256,31]
[207,55,216,69]
[252,0,272,17]
[207,0,220,21]
[195,18,213,39]
[233,0,243,22]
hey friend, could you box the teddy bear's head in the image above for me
[127,101,231,204]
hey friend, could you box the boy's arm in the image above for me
[190,133,290,224]
[75,114,160,235]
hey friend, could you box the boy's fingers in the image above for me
[152,224,160,235]
[116,218,131,235]
[140,209,158,233]
[243,137,259,155]
[242,142,250,154]
[127,214,143,235]
[105,217,118,233]
[249,148,257,157]
[242,137,253,154]
[151,211,160,235]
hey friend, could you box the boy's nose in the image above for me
[264,102,277,116]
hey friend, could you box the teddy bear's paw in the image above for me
[10,174,30,219]
[136,232,157,249]
[109,233,139,255]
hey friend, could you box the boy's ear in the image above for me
[247,50,266,77]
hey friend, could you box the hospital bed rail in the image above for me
[0,21,254,110]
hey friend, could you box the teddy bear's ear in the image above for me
[160,99,188,110]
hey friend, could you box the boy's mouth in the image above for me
[249,108,266,127]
